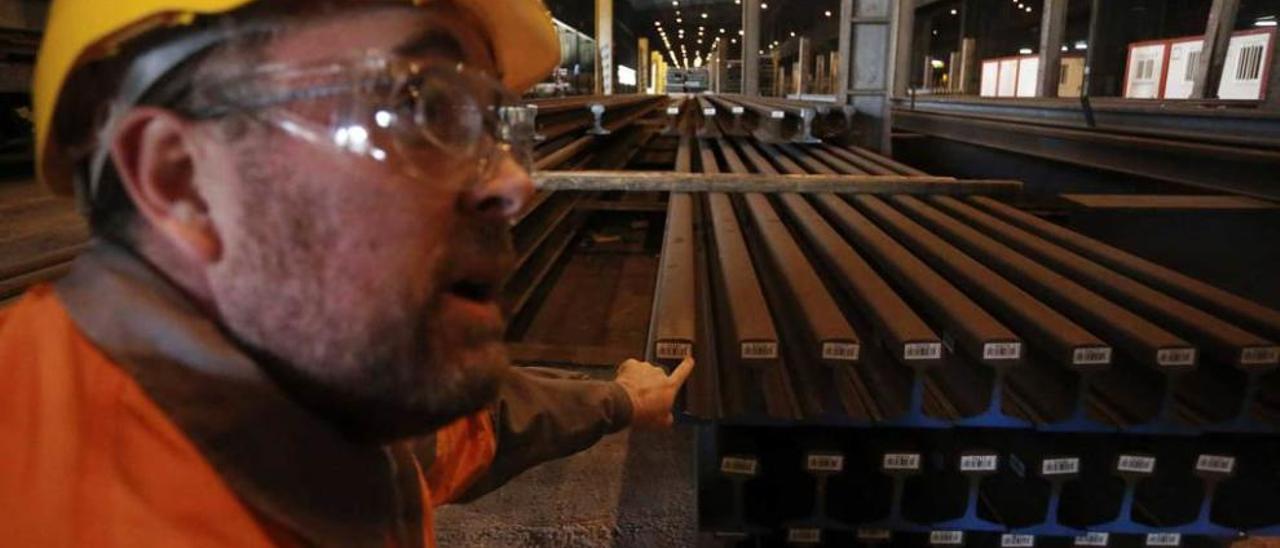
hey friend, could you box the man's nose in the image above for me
[463,154,535,221]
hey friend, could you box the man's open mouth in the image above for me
[447,279,498,303]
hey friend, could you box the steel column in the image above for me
[1190,0,1242,99]
[742,0,762,96]
[1036,0,1068,98]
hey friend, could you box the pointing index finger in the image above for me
[668,356,695,386]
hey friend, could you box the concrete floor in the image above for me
[435,426,697,547]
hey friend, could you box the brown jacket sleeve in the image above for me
[447,366,633,502]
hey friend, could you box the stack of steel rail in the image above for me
[0,182,86,305]
[503,94,669,339]
[631,110,1280,544]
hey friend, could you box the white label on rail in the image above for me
[1156,348,1196,367]
[703,108,717,116]
[960,454,999,472]
[807,454,845,472]
[984,342,1022,360]
[1075,532,1109,546]
[787,528,821,544]
[1196,454,1235,474]
[741,341,778,359]
[883,453,921,471]
[1146,533,1181,547]
[857,529,892,541]
[1042,458,1080,476]
[823,342,860,362]
[770,110,785,119]
[1117,455,1156,474]
[1002,534,1036,547]
[666,107,680,115]
[1241,346,1280,365]
[905,342,943,361]
[721,456,758,476]
[930,531,964,545]
[655,341,692,360]
[1073,347,1112,365]
[731,106,745,114]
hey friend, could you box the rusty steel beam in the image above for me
[532,171,1018,194]
[932,197,1279,371]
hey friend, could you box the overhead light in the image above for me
[761,2,768,9]
[1256,16,1278,27]
[1074,40,1088,50]
[759,49,764,54]
[720,28,726,33]
[932,29,938,35]
[950,8,957,15]
[672,0,678,5]
[930,59,945,69]
[702,12,708,19]
[676,17,682,23]
[735,0,740,4]
[1018,47,1032,54]
[1025,6,1032,11]
[825,10,832,17]
[731,38,737,44]
[789,31,796,37]
[1060,45,1068,51]
[739,29,744,36]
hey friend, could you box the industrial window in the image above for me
[1236,45,1263,81]
[1185,51,1201,81]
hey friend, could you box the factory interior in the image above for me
[4,0,1280,546]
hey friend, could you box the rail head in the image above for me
[533,171,1021,195]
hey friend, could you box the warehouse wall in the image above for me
[0,0,47,32]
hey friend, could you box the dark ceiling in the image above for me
[547,0,844,69]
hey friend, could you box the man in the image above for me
[0,0,694,546]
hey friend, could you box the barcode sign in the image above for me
[703,108,717,116]
[857,529,892,541]
[721,456,758,476]
[666,107,680,115]
[1184,50,1201,81]
[1241,346,1280,365]
[1075,532,1109,546]
[787,528,821,543]
[1042,458,1080,476]
[984,342,1022,360]
[1002,534,1036,547]
[655,341,692,360]
[1196,454,1235,474]
[732,106,745,114]
[1236,45,1264,81]
[930,531,964,545]
[770,111,786,119]
[1157,348,1195,367]
[905,342,943,361]
[823,342,861,362]
[741,342,778,359]
[1073,347,1112,365]
[883,453,921,471]
[1146,533,1181,547]
[960,454,998,472]
[807,454,845,472]
[1117,455,1156,474]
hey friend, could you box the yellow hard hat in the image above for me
[33,0,560,195]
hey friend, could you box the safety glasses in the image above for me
[189,53,538,186]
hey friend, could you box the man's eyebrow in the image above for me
[393,28,466,60]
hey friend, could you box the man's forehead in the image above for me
[263,4,496,71]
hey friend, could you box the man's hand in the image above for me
[614,356,695,430]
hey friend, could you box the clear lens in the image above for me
[201,55,534,188]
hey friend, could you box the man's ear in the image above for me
[109,107,221,263]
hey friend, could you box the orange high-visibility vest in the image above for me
[0,285,497,547]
